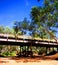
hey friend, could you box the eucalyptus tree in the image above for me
[30,0,58,41]
[30,0,58,53]
[0,25,4,33]
[13,21,22,41]
[21,18,29,35]
[13,18,30,36]
[4,27,11,34]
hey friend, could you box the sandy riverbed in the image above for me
[0,56,58,65]
[0,52,58,65]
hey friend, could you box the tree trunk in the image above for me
[44,28,58,42]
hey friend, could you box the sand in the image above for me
[0,52,58,65]
[0,56,58,65]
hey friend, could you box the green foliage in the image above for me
[0,25,4,33]
[30,0,58,39]
[0,45,19,56]
[2,51,16,56]
[38,47,46,55]
[13,18,30,35]
[4,27,12,34]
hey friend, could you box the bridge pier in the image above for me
[46,47,48,55]
[57,47,58,52]
[46,47,50,55]
[53,47,54,51]
[48,47,50,54]
[20,46,21,56]
[27,46,29,51]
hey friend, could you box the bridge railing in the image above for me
[0,34,58,45]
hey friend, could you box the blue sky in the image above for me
[0,0,43,28]
[0,0,58,38]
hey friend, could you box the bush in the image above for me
[1,51,16,56]
[38,47,46,55]
[10,51,16,56]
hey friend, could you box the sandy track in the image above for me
[0,57,58,65]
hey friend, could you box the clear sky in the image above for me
[0,0,43,28]
[0,0,58,38]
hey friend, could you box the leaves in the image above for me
[30,0,58,39]
[0,26,4,33]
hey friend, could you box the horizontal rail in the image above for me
[0,36,57,43]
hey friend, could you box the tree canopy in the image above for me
[30,0,58,39]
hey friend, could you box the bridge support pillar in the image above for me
[48,47,51,53]
[57,47,58,52]
[25,46,26,51]
[20,46,21,56]
[53,47,54,51]
[27,46,29,51]
[46,47,47,55]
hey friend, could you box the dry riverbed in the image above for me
[0,53,58,65]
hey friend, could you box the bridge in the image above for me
[0,34,58,47]
[0,34,58,56]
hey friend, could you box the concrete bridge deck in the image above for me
[0,35,58,47]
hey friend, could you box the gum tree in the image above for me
[30,0,58,41]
